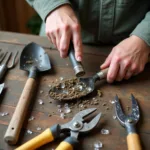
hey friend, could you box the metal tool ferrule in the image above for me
[68,42,85,77]
[50,124,61,139]
[97,71,105,80]
[125,120,137,134]
[73,65,85,77]
[29,66,37,79]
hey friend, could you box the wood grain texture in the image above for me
[0,32,149,150]
[4,78,36,145]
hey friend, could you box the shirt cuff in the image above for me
[130,20,150,46]
[33,0,71,22]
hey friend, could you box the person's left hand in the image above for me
[100,35,150,83]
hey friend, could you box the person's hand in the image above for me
[46,5,82,61]
[101,35,150,83]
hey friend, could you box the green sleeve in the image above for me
[26,0,71,22]
[130,11,150,46]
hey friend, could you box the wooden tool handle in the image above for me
[127,133,142,150]
[15,128,54,150]
[4,78,36,145]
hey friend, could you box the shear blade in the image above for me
[74,108,97,120]
[80,113,101,132]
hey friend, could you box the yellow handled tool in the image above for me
[16,108,101,150]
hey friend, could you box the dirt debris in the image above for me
[49,77,91,101]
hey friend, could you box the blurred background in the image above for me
[0,0,42,35]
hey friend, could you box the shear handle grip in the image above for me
[15,128,55,150]
[56,137,79,150]
[4,78,36,145]
[127,133,142,150]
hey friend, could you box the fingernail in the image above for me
[100,65,104,69]
[100,64,105,68]
[77,56,82,62]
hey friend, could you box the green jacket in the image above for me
[26,0,150,46]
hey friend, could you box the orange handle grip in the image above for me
[56,137,78,150]
[15,128,54,150]
[56,141,73,150]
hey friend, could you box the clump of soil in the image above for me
[49,77,92,101]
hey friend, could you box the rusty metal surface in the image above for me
[0,32,149,150]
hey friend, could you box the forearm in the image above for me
[130,11,150,46]
[26,0,71,21]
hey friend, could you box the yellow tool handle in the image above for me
[56,137,78,150]
[56,141,73,150]
[15,128,54,150]
[127,133,142,150]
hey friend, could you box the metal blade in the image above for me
[115,95,126,127]
[0,83,5,94]
[129,94,140,122]
[80,113,101,132]
[74,108,97,120]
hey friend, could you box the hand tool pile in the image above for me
[3,42,143,150]
[0,49,18,93]
[4,42,51,145]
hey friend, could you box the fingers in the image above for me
[47,23,82,60]
[124,64,145,80]
[105,55,144,83]
[116,60,130,81]
[107,58,120,83]
[59,26,71,58]
[72,24,83,61]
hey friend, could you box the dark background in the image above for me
[0,0,42,35]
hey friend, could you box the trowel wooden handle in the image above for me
[127,133,142,150]
[4,78,36,145]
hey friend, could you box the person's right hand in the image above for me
[46,5,83,61]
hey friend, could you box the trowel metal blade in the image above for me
[20,42,51,72]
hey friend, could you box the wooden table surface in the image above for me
[0,31,149,150]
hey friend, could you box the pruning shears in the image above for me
[16,108,101,150]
